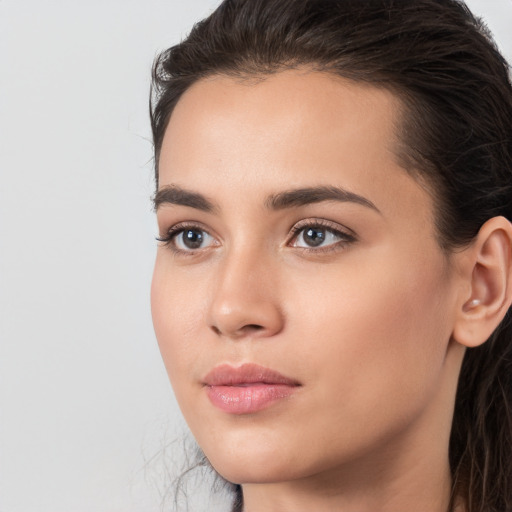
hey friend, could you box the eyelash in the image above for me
[288,219,356,253]
[156,219,356,256]
[156,222,213,257]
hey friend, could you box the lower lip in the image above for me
[205,384,297,414]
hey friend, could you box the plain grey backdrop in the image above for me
[0,1,511,511]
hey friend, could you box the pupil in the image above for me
[304,227,325,247]
[183,229,203,249]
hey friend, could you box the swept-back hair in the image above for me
[150,1,512,510]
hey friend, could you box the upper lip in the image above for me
[203,363,301,387]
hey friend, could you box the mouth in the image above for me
[203,363,301,414]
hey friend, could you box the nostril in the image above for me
[236,324,266,337]
[211,325,222,336]
[210,323,265,337]
[245,324,264,331]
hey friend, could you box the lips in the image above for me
[203,363,301,414]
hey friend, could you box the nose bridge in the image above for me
[207,239,283,339]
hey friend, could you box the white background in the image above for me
[0,1,511,511]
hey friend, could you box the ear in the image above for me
[452,216,512,348]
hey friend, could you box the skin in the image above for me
[151,70,472,512]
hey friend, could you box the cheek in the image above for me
[150,256,206,391]
[290,248,453,428]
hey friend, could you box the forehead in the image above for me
[158,70,432,226]
[162,70,404,174]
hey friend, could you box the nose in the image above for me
[207,247,284,340]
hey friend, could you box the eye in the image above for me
[157,224,217,253]
[289,220,356,250]
[175,228,215,250]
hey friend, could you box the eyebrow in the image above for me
[153,185,218,213]
[153,184,380,214]
[265,186,380,213]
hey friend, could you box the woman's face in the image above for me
[151,71,464,485]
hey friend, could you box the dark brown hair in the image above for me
[150,1,512,511]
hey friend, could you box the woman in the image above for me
[149,1,512,511]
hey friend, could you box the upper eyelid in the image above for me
[156,222,216,248]
[159,221,214,237]
[288,218,356,238]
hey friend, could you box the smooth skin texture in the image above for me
[151,70,512,512]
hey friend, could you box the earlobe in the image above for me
[453,216,512,348]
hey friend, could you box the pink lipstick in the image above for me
[203,363,300,414]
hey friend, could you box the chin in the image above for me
[198,433,292,484]
[211,457,299,485]
[201,432,323,486]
